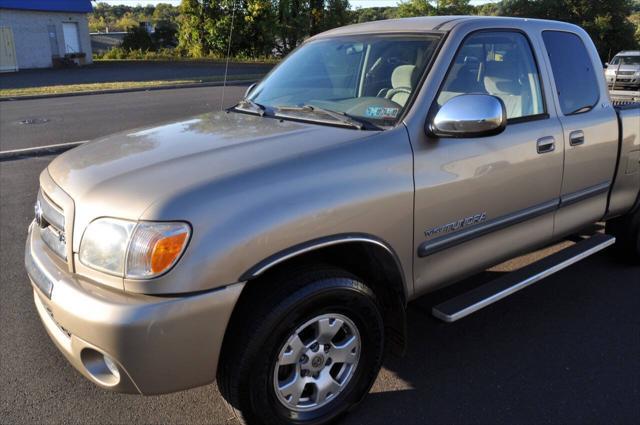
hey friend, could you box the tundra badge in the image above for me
[425,212,487,238]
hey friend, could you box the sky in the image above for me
[97,0,493,8]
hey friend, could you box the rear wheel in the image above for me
[218,267,385,425]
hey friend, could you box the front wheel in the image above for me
[218,267,385,425]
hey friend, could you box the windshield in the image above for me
[612,55,640,65]
[246,34,441,128]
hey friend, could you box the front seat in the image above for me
[385,64,416,107]
[483,56,524,118]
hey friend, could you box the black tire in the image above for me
[218,266,385,425]
[606,205,640,263]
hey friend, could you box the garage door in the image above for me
[62,22,80,54]
[0,27,18,72]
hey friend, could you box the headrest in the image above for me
[391,65,416,89]
[483,61,520,95]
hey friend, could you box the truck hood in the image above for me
[47,111,375,249]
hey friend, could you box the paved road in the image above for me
[0,84,249,151]
[0,61,273,89]
[1,90,639,424]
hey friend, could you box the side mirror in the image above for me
[244,82,257,98]
[428,94,507,138]
[604,62,609,69]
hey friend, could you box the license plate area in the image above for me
[25,245,54,299]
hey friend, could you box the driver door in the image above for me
[411,30,565,295]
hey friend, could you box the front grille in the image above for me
[616,70,635,76]
[36,189,67,261]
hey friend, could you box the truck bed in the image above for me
[610,89,640,104]
[607,102,640,217]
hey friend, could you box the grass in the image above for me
[93,48,280,64]
[0,74,265,98]
[94,57,280,64]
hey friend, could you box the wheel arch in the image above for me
[235,233,409,356]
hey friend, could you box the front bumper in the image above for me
[25,223,244,395]
[607,76,640,87]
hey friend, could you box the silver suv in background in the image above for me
[605,51,640,90]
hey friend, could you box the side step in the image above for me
[432,233,616,323]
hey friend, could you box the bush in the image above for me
[93,47,279,63]
[121,26,155,51]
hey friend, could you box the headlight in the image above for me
[79,218,190,279]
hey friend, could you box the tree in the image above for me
[436,0,473,15]
[245,0,278,56]
[122,26,155,51]
[153,3,180,25]
[477,2,500,16]
[497,0,638,61]
[396,0,434,18]
[325,0,351,30]
[630,12,640,47]
[116,12,139,32]
[177,0,216,56]
[352,7,397,23]
[396,0,472,17]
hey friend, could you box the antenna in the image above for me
[220,0,237,111]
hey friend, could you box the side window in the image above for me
[542,31,599,115]
[437,31,545,120]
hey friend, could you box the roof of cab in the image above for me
[311,15,580,40]
[615,51,640,56]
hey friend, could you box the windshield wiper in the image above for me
[234,98,267,116]
[275,105,368,130]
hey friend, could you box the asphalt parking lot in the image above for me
[1,87,639,424]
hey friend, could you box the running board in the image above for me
[432,233,616,323]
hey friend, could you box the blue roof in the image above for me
[0,0,92,13]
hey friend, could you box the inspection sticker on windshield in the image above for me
[365,106,399,119]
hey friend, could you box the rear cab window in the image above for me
[541,31,600,115]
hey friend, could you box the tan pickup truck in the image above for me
[26,16,639,425]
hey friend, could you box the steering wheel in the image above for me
[385,87,412,100]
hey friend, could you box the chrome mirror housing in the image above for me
[244,82,257,98]
[429,94,507,138]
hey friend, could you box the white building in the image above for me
[0,0,93,72]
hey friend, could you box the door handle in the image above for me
[570,130,585,146]
[537,136,555,154]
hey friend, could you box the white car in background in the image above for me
[605,51,640,90]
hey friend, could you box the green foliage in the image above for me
[121,26,155,51]
[395,0,472,17]
[89,2,180,32]
[176,0,354,57]
[630,12,640,46]
[93,46,278,63]
[396,0,434,18]
[497,0,638,61]
[351,7,396,23]
[90,0,640,62]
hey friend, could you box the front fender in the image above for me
[124,126,415,296]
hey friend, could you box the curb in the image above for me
[0,141,86,161]
[0,79,258,102]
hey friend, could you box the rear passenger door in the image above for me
[412,30,565,295]
[540,31,619,237]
